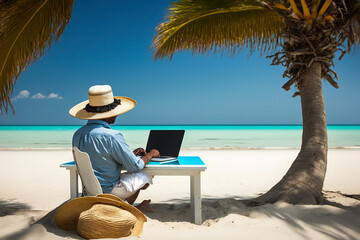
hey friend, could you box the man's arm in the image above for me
[112,133,161,171]
[112,134,147,172]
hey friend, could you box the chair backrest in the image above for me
[72,147,103,196]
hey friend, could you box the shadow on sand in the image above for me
[3,191,360,240]
[0,199,31,217]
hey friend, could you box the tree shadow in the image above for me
[0,199,31,217]
[2,201,82,240]
[247,192,360,240]
[146,195,250,223]
[146,192,360,240]
[254,191,360,240]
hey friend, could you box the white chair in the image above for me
[72,147,103,196]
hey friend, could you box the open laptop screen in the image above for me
[145,130,185,158]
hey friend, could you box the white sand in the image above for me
[0,149,359,240]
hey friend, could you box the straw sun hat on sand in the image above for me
[55,194,147,239]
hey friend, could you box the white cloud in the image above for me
[11,90,63,101]
[32,93,46,99]
[11,90,30,101]
[48,93,63,99]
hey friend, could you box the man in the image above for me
[69,85,159,211]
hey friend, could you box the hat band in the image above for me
[85,99,121,113]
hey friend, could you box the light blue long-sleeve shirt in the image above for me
[72,120,144,193]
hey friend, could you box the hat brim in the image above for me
[54,194,147,236]
[69,96,136,120]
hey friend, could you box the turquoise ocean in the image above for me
[0,125,360,149]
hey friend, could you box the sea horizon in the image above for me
[1,124,360,149]
[1,124,360,126]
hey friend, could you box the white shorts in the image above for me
[110,171,152,199]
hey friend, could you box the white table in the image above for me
[60,156,206,224]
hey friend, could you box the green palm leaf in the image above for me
[153,0,283,60]
[0,0,75,114]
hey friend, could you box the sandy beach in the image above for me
[0,148,359,240]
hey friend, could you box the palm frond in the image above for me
[0,0,75,114]
[153,0,284,60]
[349,2,360,44]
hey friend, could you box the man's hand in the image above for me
[141,149,160,166]
[133,147,146,156]
[148,149,160,158]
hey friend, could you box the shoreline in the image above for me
[1,125,359,150]
[1,146,360,151]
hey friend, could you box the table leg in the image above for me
[190,173,202,225]
[190,176,194,209]
[69,168,78,199]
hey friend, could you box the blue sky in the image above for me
[0,0,359,125]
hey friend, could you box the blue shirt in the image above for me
[72,120,144,193]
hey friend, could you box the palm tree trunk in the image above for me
[252,62,328,204]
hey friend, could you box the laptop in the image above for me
[145,130,185,162]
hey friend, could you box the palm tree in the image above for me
[153,0,360,204]
[0,0,75,114]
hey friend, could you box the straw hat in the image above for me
[55,194,147,239]
[69,85,136,120]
